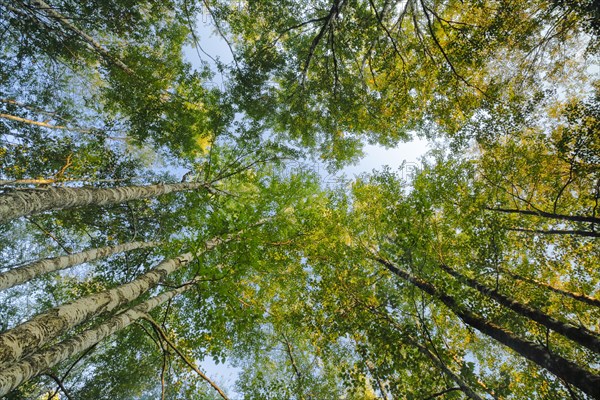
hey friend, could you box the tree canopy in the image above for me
[0,0,598,398]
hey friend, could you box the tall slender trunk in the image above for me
[368,304,485,400]
[0,283,192,396]
[0,182,207,224]
[439,264,600,354]
[373,256,600,399]
[487,207,600,225]
[502,268,600,308]
[0,235,225,366]
[412,340,485,400]
[0,241,159,291]
[507,227,600,238]
[0,178,132,186]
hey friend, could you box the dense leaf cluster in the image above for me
[0,0,598,399]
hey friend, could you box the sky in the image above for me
[184,12,430,396]
[185,12,430,179]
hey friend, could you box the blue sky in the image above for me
[184,14,429,396]
[185,14,430,179]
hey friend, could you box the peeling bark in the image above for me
[0,241,159,291]
[0,236,224,366]
[0,182,207,224]
[0,285,191,396]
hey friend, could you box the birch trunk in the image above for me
[503,268,600,308]
[374,256,600,399]
[0,284,191,396]
[0,182,206,224]
[439,263,600,354]
[0,235,224,366]
[0,241,159,291]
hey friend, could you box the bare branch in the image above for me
[44,373,74,400]
[142,315,230,400]
[486,207,600,225]
[25,217,72,254]
[200,0,240,71]
[0,112,92,133]
[507,227,600,238]
[302,0,343,83]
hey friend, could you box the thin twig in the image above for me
[142,315,230,400]
[44,373,75,400]
[25,217,72,254]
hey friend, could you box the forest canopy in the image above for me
[0,0,599,399]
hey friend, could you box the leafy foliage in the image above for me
[0,0,598,399]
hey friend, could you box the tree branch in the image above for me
[23,0,134,74]
[507,227,600,238]
[421,387,462,400]
[418,0,486,95]
[142,315,230,400]
[0,112,92,133]
[25,217,72,254]
[486,207,600,225]
[44,373,74,400]
[200,0,240,71]
[302,0,343,83]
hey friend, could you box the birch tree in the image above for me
[373,255,600,399]
[0,282,194,396]
[0,181,211,224]
[0,0,598,398]
[0,240,159,291]
[338,155,600,398]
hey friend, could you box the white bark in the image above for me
[0,182,206,224]
[0,285,191,396]
[0,241,159,291]
[0,236,224,366]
